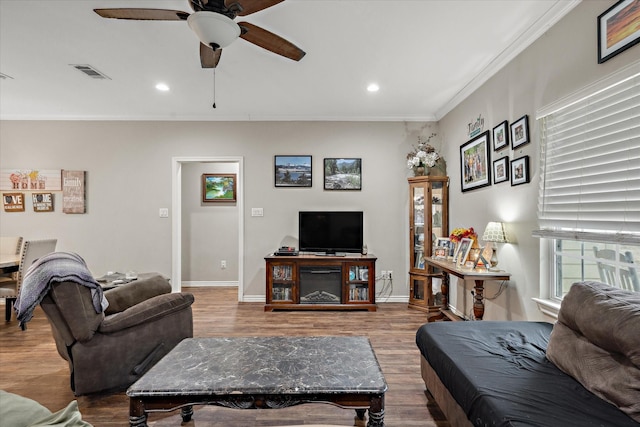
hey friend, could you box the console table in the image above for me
[424,258,510,321]
[265,254,377,311]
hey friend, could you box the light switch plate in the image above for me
[251,208,264,217]
[159,208,169,218]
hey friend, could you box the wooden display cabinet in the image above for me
[408,176,449,311]
[265,254,377,311]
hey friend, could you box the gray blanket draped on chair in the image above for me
[15,252,108,330]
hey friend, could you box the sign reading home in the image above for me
[32,192,54,212]
[3,192,25,212]
[0,169,62,191]
[62,170,86,214]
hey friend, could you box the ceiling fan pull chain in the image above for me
[212,68,216,109]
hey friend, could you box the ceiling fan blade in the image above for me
[200,43,222,68]
[238,22,305,61]
[94,8,189,21]
[226,0,284,16]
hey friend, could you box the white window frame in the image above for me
[534,60,640,317]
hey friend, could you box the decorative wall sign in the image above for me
[3,193,25,212]
[274,155,312,187]
[460,131,491,192]
[32,193,54,212]
[467,114,485,138]
[202,174,237,202]
[510,115,530,149]
[598,0,640,63]
[324,158,362,190]
[62,170,86,213]
[0,169,62,191]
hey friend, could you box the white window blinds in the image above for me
[534,62,640,244]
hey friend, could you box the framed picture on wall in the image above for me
[598,0,640,63]
[324,158,362,190]
[460,131,491,192]
[510,115,530,149]
[492,120,509,151]
[202,174,237,202]
[510,155,530,186]
[493,156,509,184]
[274,155,312,187]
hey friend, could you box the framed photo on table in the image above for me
[598,0,640,63]
[460,131,491,192]
[510,115,529,149]
[456,238,474,266]
[202,174,237,202]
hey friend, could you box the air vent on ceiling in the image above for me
[0,73,14,80]
[70,64,111,80]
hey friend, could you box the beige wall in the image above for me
[0,120,437,299]
[438,0,638,320]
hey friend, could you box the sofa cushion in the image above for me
[104,274,171,315]
[0,390,92,427]
[547,281,640,422]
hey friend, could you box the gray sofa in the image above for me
[40,274,194,395]
[416,281,640,426]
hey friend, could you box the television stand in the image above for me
[265,254,377,311]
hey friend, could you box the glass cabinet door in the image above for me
[269,262,296,303]
[411,185,426,273]
[344,263,372,303]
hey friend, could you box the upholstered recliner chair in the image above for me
[39,274,194,395]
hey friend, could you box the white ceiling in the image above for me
[0,0,579,121]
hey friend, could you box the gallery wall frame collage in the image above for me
[273,156,362,191]
[460,114,531,193]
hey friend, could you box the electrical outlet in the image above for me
[381,270,387,279]
[221,260,227,269]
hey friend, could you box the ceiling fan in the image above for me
[94,0,306,68]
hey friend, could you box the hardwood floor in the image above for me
[0,287,449,427]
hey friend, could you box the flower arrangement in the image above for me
[450,227,477,243]
[406,133,440,171]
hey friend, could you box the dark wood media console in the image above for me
[264,254,377,311]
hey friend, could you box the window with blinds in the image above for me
[534,61,640,300]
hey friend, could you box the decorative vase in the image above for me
[427,158,447,176]
[414,166,425,176]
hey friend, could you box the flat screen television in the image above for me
[298,211,364,254]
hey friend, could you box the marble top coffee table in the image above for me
[127,336,387,427]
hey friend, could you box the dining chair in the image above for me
[0,239,57,321]
[0,236,23,279]
[593,247,639,292]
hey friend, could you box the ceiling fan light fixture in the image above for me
[187,11,240,49]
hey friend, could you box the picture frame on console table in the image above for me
[598,0,640,64]
[202,174,237,203]
[456,238,474,266]
[324,158,361,190]
[460,131,491,192]
[274,155,312,188]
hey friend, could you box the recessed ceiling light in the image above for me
[155,83,170,92]
[367,83,379,93]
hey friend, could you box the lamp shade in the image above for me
[187,12,240,49]
[482,222,509,243]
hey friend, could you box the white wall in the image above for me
[438,0,638,321]
[0,120,437,300]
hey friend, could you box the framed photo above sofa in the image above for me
[597,0,640,63]
[460,131,491,193]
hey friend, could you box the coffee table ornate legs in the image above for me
[367,395,385,427]
[181,405,193,422]
[354,409,367,426]
[129,398,147,427]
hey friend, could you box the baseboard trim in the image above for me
[182,281,239,288]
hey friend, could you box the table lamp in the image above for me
[481,222,509,269]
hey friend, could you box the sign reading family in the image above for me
[467,114,485,138]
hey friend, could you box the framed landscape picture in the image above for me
[510,115,530,149]
[493,156,509,184]
[274,155,312,187]
[598,0,640,63]
[492,120,509,151]
[324,158,361,190]
[202,174,236,202]
[511,156,530,186]
[460,131,491,192]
